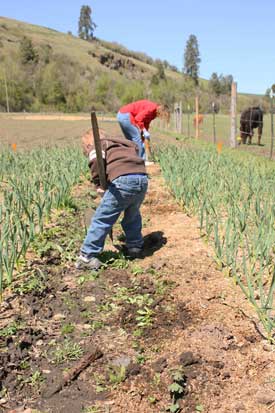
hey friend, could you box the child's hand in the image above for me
[96,188,105,197]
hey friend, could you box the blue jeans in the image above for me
[81,174,148,258]
[117,112,145,159]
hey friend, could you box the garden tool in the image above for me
[91,111,113,242]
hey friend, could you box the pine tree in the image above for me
[183,34,201,85]
[19,36,38,64]
[78,5,97,40]
[209,72,221,95]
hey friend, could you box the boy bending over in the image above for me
[75,129,148,270]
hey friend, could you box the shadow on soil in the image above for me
[142,231,167,257]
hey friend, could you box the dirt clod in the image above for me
[179,351,199,367]
[151,357,168,373]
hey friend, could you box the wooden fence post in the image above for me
[179,101,182,134]
[212,102,217,144]
[174,102,182,133]
[230,81,237,148]
[195,96,199,139]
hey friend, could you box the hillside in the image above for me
[0,16,266,113]
[0,16,178,80]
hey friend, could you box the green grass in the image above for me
[153,113,274,160]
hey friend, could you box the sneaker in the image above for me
[75,255,102,270]
[125,247,143,259]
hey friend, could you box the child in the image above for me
[117,100,170,161]
[75,128,148,270]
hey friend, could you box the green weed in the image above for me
[82,407,102,413]
[13,271,47,295]
[133,328,144,337]
[152,372,161,386]
[108,365,126,385]
[93,373,107,394]
[19,359,30,370]
[97,302,116,313]
[0,321,23,337]
[25,370,45,388]
[148,395,157,404]
[136,307,154,328]
[136,354,147,365]
[166,366,186,413]
[90,320,104,331]
[100,251,129,269]
[130,264,145,276]
[52,340,83,364]
[81,310,93,320]
[61,323,75,335]
[77,271,99,285]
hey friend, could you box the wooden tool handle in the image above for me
[91,112,107,190]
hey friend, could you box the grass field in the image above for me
[154,113,274,159]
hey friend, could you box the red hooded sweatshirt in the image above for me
[119,100,158,130]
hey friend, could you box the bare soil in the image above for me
[0,164,275,413]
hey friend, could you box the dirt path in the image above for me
[1,165,275,413]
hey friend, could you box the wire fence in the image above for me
[153,99,275,160]
[1,90,274,159]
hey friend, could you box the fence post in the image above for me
[230,81,237,148]
[269,86,275,160]
[174,102,178,132]
[195,96,199,139]
[187,104,190,138]
[179,101,182,134]
[212,102,217,144]
[174,102,182,134]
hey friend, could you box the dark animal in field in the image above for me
[240,107,263,145]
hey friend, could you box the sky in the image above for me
[1,0,275,94]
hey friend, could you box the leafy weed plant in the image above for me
[52,340,83,364]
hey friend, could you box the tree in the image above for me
[209,72,221,95]
[155,60,166,81]
[78,5,97,40]
[151,60,166,85]
[220,74,233,94]
[209,73,233,96]
[183,34,200,85]
[265,88,271,97]
[19,36,38,65]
